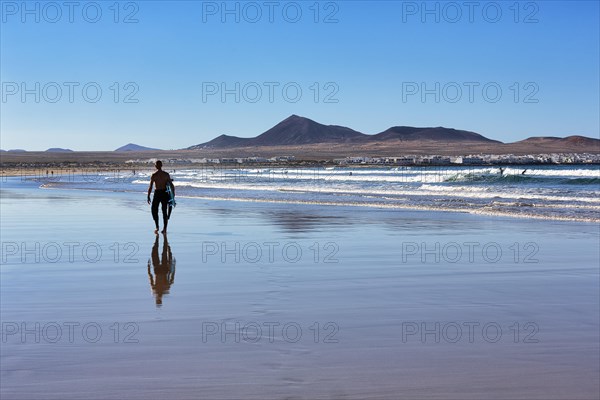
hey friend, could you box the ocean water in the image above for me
[36,165,600,222]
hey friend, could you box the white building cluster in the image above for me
[337,153,600,166]
[123,153,599,166]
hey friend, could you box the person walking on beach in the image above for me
[147,160,175,234]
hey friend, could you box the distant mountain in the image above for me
[187,115,495,149]
[185,115,600,155]
[114,143,160,152]
[7,149,26,152]
[251,115,366,146]
[560,135,600,147]
[188,115,365,149]
[45,148,73,152]
[514,135,600,149]
[189,134,251,150]
[371,126,499,142]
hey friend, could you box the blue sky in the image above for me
[1,0,598,151]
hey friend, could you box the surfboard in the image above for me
[166,185,176,219]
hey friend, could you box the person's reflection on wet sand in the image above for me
[147,234,176,307]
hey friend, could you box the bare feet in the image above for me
[154,229,159,234]
[161,229,167,234]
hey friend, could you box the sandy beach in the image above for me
[3,0,599,397]
[1,178,598,399]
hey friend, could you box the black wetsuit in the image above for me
[152,189,170,224]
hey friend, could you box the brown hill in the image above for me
[189,115,366,149]
[190,134,251,149]
[371,126,499,142]
[187,115,497,149]
[514,135,600,149]
[251,115,366,146]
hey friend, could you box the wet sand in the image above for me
[1,180,599,399]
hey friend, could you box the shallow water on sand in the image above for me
[1,183,599,399]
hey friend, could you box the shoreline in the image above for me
[2,162,598,224]
[0,176,596,224]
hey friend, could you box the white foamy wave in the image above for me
[37,165,600,222]
[419,184,600,203]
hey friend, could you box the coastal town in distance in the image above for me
[124,152,600,167]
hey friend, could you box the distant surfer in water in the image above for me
[147,160,175,234]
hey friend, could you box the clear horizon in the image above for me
[1,1,599,151]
